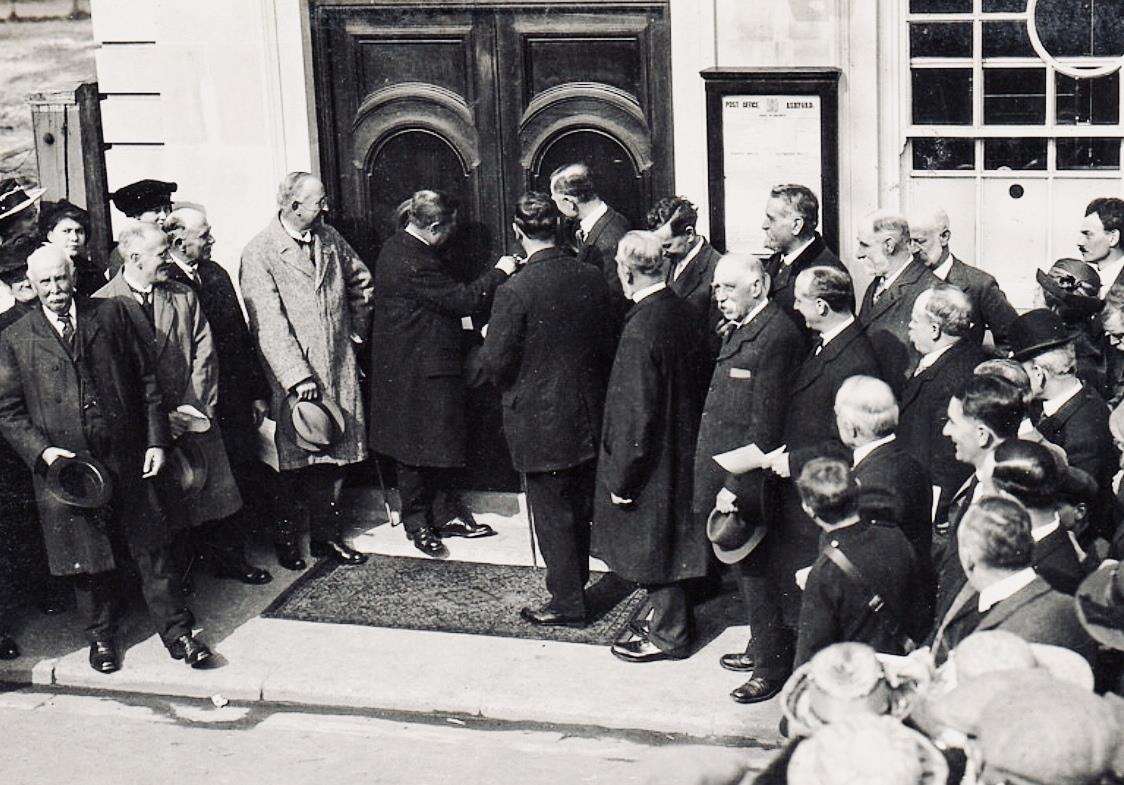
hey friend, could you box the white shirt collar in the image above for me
[121,268,153,295]
[632,281,667,304]
[737,299,769,328]
[1031,512,1061,542]
[42,301,76,335]
[853,433,895,467]
[1093,255,1124,299]
[672,238,704,281]
[932,253,954,281]
[781,235,815,267]
[817,315,855,348]
[279,214,313,244]
[1018,417,1035,437]
[878,258,913,292]
[1041,380,1083,418]
[978,567,1038,613]
[579,202,609,238]
[170,253,199,281]
[915,342,955,376]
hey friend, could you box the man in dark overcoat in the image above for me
[368,190,515,557]
[692,253,804,704]
[591,231,709,662]
[0,244,211,673]
[646,196,722,343]
[479,192,617,626]
[550,163,630,304]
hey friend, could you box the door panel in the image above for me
[979,178,1050,309]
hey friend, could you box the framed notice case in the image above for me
[703,67,841,256]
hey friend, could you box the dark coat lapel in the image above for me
[27,307,73,362]
[1036,388,1087,439]
[717,302,776,362]
[671,241,709,296]
[900,340,967,409]
[74,299,103,358]
[270,219,314,280]
[582,208,616,251]
[792,320,861,393]
[977,577,1052,630]
[152,284,174,357]
[624,287,674,325]
[864,260,926,323]
[852,439,891,473]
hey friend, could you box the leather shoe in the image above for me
[89,640,119,673]
[408,528,447,558]
[275,539,307,571]
[210,554,273,585]
[611,637,677,663]
[720,652,756,672]
[730,676,784,704]
[167,634,213,669]
[0,635,19,660]
[629,618,651,638]
[519,605,586,628]
[311,538,369,565]
[436,516,496,539]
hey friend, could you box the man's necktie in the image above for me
[871,276,886,303]
[130,287,155,324]
[575,227,586,245]
[812,336,824,356]
[57,312,75,352]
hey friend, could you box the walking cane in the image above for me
[520,472,539,568]
[372,456,401,526]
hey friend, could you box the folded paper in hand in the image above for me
[712,443,786,474]
[256,417,280,471]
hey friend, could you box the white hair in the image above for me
[835,375,899,439]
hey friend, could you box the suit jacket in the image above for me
[669,239,722,349]
[858,259,941,392]
[976,574,1096,662]
[942,255,1018,346]
[478,246,617,473]
[692,302,804,520]
[1033,524,1088,595]
[0,298,169,574]
[795,518,925,667]
[764,233,846,334]
[592,289,710,583]
[852,437,934,562]
[167,259,270,464]
[94,272,241,526]
[897,340,988,521]
[575,205,630,301]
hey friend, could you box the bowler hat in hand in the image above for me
[1007,308,1078,361]
[161,437,209,497]
[279,393,345,453]
[706,507,766,565]
[1076,560,1124,651]
[46,453,114,509]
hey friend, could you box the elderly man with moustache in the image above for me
[241,172,374,566]
[856,212,940,393]
[0,245,212,673]
[908,207,1016,346]
[693,253,804,703]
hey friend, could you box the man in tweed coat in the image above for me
[240,173,374,566]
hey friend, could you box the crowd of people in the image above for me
[0,165,1122,781]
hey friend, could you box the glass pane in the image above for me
[910,22,973,57]
[912,137,976,170]
[983,0,1027,10]
[984,138,1048,169]
[910,0,972,11]
[1034,0,1124,58]
[983,21,1036,56]
[1056,72,1120,124]
[1057,138,1122,169]
[984,68,1046,124]
[912,69,974,124]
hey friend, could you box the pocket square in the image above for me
[729,367,752,380]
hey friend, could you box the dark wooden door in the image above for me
[311,1,672,490]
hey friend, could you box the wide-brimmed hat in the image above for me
[1076,560,1124,650]
[279,393,345,453]
[0,178,46,224]
[1036,258,1104,320]
[706,508,766,564]
[110,179,177,217]
[1007,308,1078,361]
[161,437,209,497]
[787,715,948,785]
[45,453,114,509]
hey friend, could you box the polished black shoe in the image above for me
[611,637,679,663]
[628,618,651,638]
[0,635,19,660]
[407,528,447,558]
[436,516,497,539]
[720,652,756,672]
[519,605,586,628]
[89,640,119,674]
[311,538,369,565]
[730,676,784,704]
[210,554,273,585]
[275,539,307,571]
[167,634,213,669]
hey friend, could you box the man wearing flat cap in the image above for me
[0,244,212,673]
[106,179,177,277]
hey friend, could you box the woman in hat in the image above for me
[40,200,106,296]
[1035,258,1108,396]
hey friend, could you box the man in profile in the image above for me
[645,196,721,337]
[550,163,630,301]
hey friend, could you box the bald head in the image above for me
[834,375,899,448]
[713,253,769,323]
[909,206,952,269]
[165,206,214,264]
[26,244,75,315]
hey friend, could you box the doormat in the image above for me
[262,555,648,646]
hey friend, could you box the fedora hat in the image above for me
[45,453,114,509]
[1036,258,1104,320]
[279,393,345,453]
[787,715,948,785]
[1007,308,1078,361]
[1076,560,1124,650]
[706,507,766,564]
[0,179,46,224]
[161,437,209,497]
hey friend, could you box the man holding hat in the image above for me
[105,179,177,277]
[0,244,211,673]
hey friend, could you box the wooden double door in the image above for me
[311,1,673,489]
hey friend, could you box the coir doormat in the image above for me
[262,555,648,646]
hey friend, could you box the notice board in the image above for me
[703,68,840,256]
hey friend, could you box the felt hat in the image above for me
[161,437,209,497]
[706,508,766,565]
[110,179,177,217]
[787,715,948,785]
[0,178,45,224]
[45,453,114,509]
[1007,308,1078,361]
[0,235,38,284]
[1076,559,1124,650]
[1036,258,1104,321]
[279,393,345,453]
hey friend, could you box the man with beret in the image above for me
[0,244,212,673]
[106,179,177,277]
